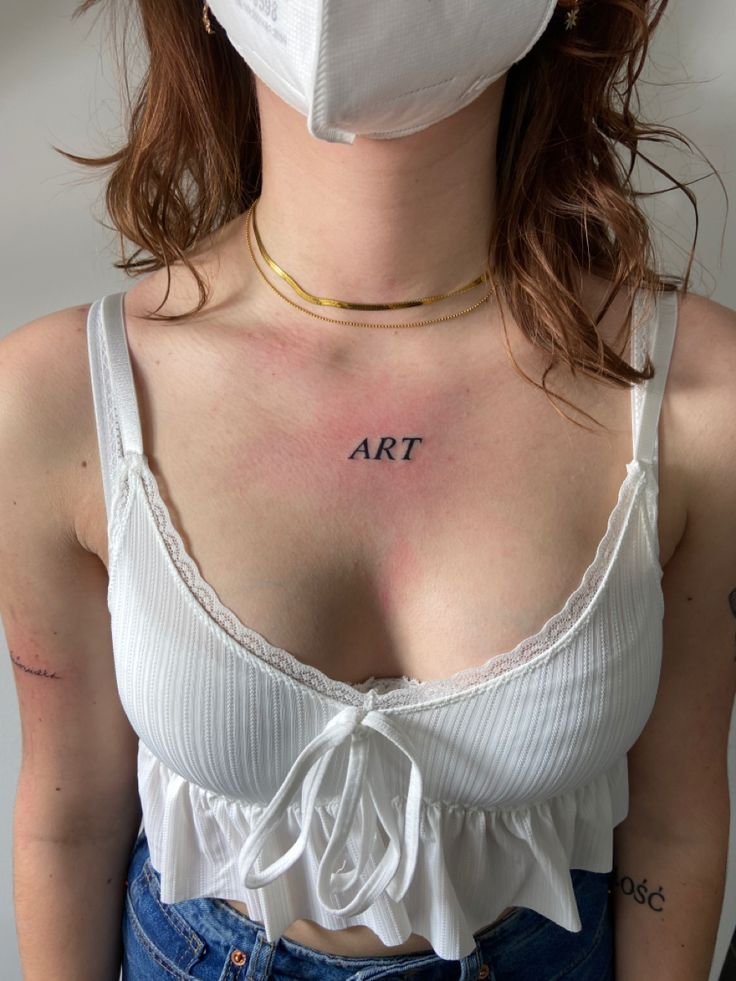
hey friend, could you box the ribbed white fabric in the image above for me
[86,287,678,961]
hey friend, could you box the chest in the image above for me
[76,320,686,688]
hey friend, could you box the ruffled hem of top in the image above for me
[138,742,629,962]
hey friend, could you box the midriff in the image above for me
[218,899,519,956]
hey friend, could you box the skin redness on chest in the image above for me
[234,344,468,511]
[375,532,421,615]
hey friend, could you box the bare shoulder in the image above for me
[671,289,736,388]
[0,302,97,541]
[668,290,736,523]
[619,290,736,839]
[670,289,736,397]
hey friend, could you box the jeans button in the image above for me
[230,948,247,966]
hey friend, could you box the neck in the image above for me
[247,75,505,311]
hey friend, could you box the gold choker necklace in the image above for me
[245,199,496,329]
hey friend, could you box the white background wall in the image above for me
[1,1,735,978]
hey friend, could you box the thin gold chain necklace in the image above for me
[244,199,496,329]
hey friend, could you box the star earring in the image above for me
[564,0,581,31]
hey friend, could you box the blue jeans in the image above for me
[122,830,614,980]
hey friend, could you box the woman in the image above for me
[3,0,735,978]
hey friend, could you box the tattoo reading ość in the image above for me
[348,436,423,461]
[610,864,666,912]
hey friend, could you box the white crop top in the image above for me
[86,286,678,960]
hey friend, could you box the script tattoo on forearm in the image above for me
[9,652,60,679]
[610,864,666,912]
[348,436,423,461]
[729,589,736,663]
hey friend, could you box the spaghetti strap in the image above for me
[86,290,143,522]
[630,288,679,470]
[100,291,144,456]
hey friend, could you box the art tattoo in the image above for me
[348,436,423,462]
[10,652,60,679]
[610,864,666,912]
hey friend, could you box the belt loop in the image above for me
[458,940,493,980]
[243,929,278,980]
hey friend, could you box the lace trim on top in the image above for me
[109,447,650,710]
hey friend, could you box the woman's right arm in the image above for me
[0,309,141,981]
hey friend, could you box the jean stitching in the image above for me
[256,934,278,976]
[210,898,438,971]
[277,932,440,970]
[211,897,264,931]
[125,891,197,981]
[218,965,237,981]
[142,858,205,958]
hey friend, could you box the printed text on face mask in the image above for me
[238,0,285,45]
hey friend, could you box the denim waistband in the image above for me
[122,829,614,981]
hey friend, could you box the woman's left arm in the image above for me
[613,293,736,981]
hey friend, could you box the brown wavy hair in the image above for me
[59,0,726,430]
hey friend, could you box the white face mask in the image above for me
[206,0,559,144]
